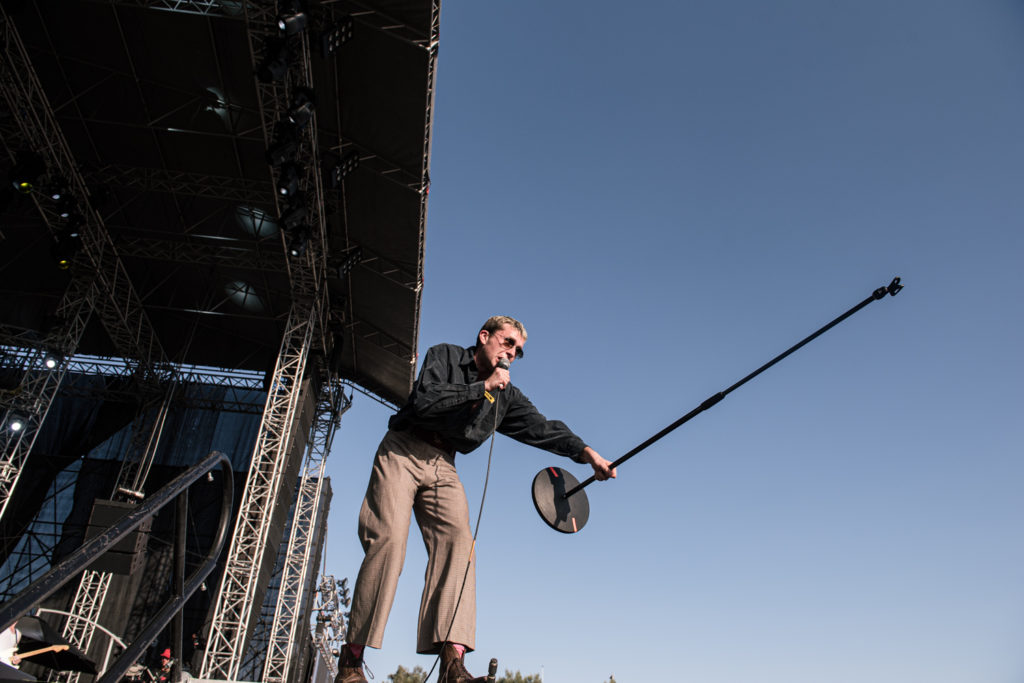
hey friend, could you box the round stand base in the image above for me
[531,467,590,534]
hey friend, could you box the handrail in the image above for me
[0,450,233,682]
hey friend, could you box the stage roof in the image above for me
[0,0,435,405]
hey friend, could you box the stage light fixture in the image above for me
[57,196,77,219]
[52,231,82,270]
[279,201,307,229]
[320,16,354,57]
[47,178,68,201]
[287,87,316,129]
[9,152,46,194]
[6,413,28,433]
[277,163,301,197]
[287,225,311,258]
[278,9,308,35]
[257,38,291,83]
[266,134,299,167]
[43,350,63,370]
[328,152,360,189]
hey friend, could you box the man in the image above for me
[337,316,616,683]
[156,648,173,682]
[0,623,20,669]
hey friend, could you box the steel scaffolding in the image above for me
[201,0,337,675]
[262,382,349,682]
[0,5,168,523]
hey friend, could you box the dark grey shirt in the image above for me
[388,343,588,461]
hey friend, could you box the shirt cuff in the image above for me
[468,381,487,401]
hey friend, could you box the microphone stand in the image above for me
[532,277,904,533]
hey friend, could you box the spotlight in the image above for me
[277,163,301,197]
[43,350,63,370]
[279,201,307,229]
[328,152,360,189]
[320,16,354,57]
[257,37,291,83]
[57,196,77,220]
[6,412,28,433]
[287,225,310,258]
[266,123,299,167]
[47,178,68,201]
[287,87,316,129]
[52,231,82,270]
[9,152,46,194]
[278,9,307,35]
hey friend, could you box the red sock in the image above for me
[452,643,466,658]
[346,643,364,659]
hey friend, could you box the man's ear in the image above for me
[478,329,489,346]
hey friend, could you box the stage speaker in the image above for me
[84,499,151,575]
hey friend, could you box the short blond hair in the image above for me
[479,315,527,342]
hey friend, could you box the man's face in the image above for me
[477,324,525,373]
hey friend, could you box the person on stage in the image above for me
[337,316,616,683]
[0,623,21,669]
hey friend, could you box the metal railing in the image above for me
[0,451,234,683]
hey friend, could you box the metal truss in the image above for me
[96,163,277,205]
[113,231,418,294]
[407,0,440,365]
[97,0,435,51]
[0,459,83,601]
[262,381,349,683]
[0,7,170,521]
[311,574,350,681]
[201,294,322,680]
[50,570,112,683]
[203,1,354,671]
[0,9,167,379]
[0,276,96,522]
[52,383,176,683]
[0,350,267,413]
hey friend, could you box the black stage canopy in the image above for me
[0,0,434,405]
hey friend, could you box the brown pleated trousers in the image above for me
[346,429,477,654]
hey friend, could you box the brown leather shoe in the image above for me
[335,645,367,683]
[438,643,487,683]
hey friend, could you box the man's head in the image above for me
[474,315,526,373]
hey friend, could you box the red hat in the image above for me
[161,649,171,659]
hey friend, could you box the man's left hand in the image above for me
[581,446,616,481]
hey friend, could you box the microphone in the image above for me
[496,358,510,370]
[486,658,498,682]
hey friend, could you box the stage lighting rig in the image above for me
[257,37,292,84]
[5,412,28,433]
[286,87,316,129]
[279,201,307,229]
[277,1,309,35]
[287,225,310,258]
[277,163,301,197]
[320,15,354,57]
[52,230,82,270]
[56,196,77,220]
[266,130,299,167]
[328,152,360,189]
[43,350,63,370]
[9,152,46,194]
[47,178,68,201]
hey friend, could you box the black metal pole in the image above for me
[563,277,903,499]
[171,489,187,683]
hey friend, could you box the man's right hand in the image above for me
[483,366,510,392]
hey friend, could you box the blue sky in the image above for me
[324,2,1024,681]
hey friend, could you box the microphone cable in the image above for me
[424,379,504,682]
